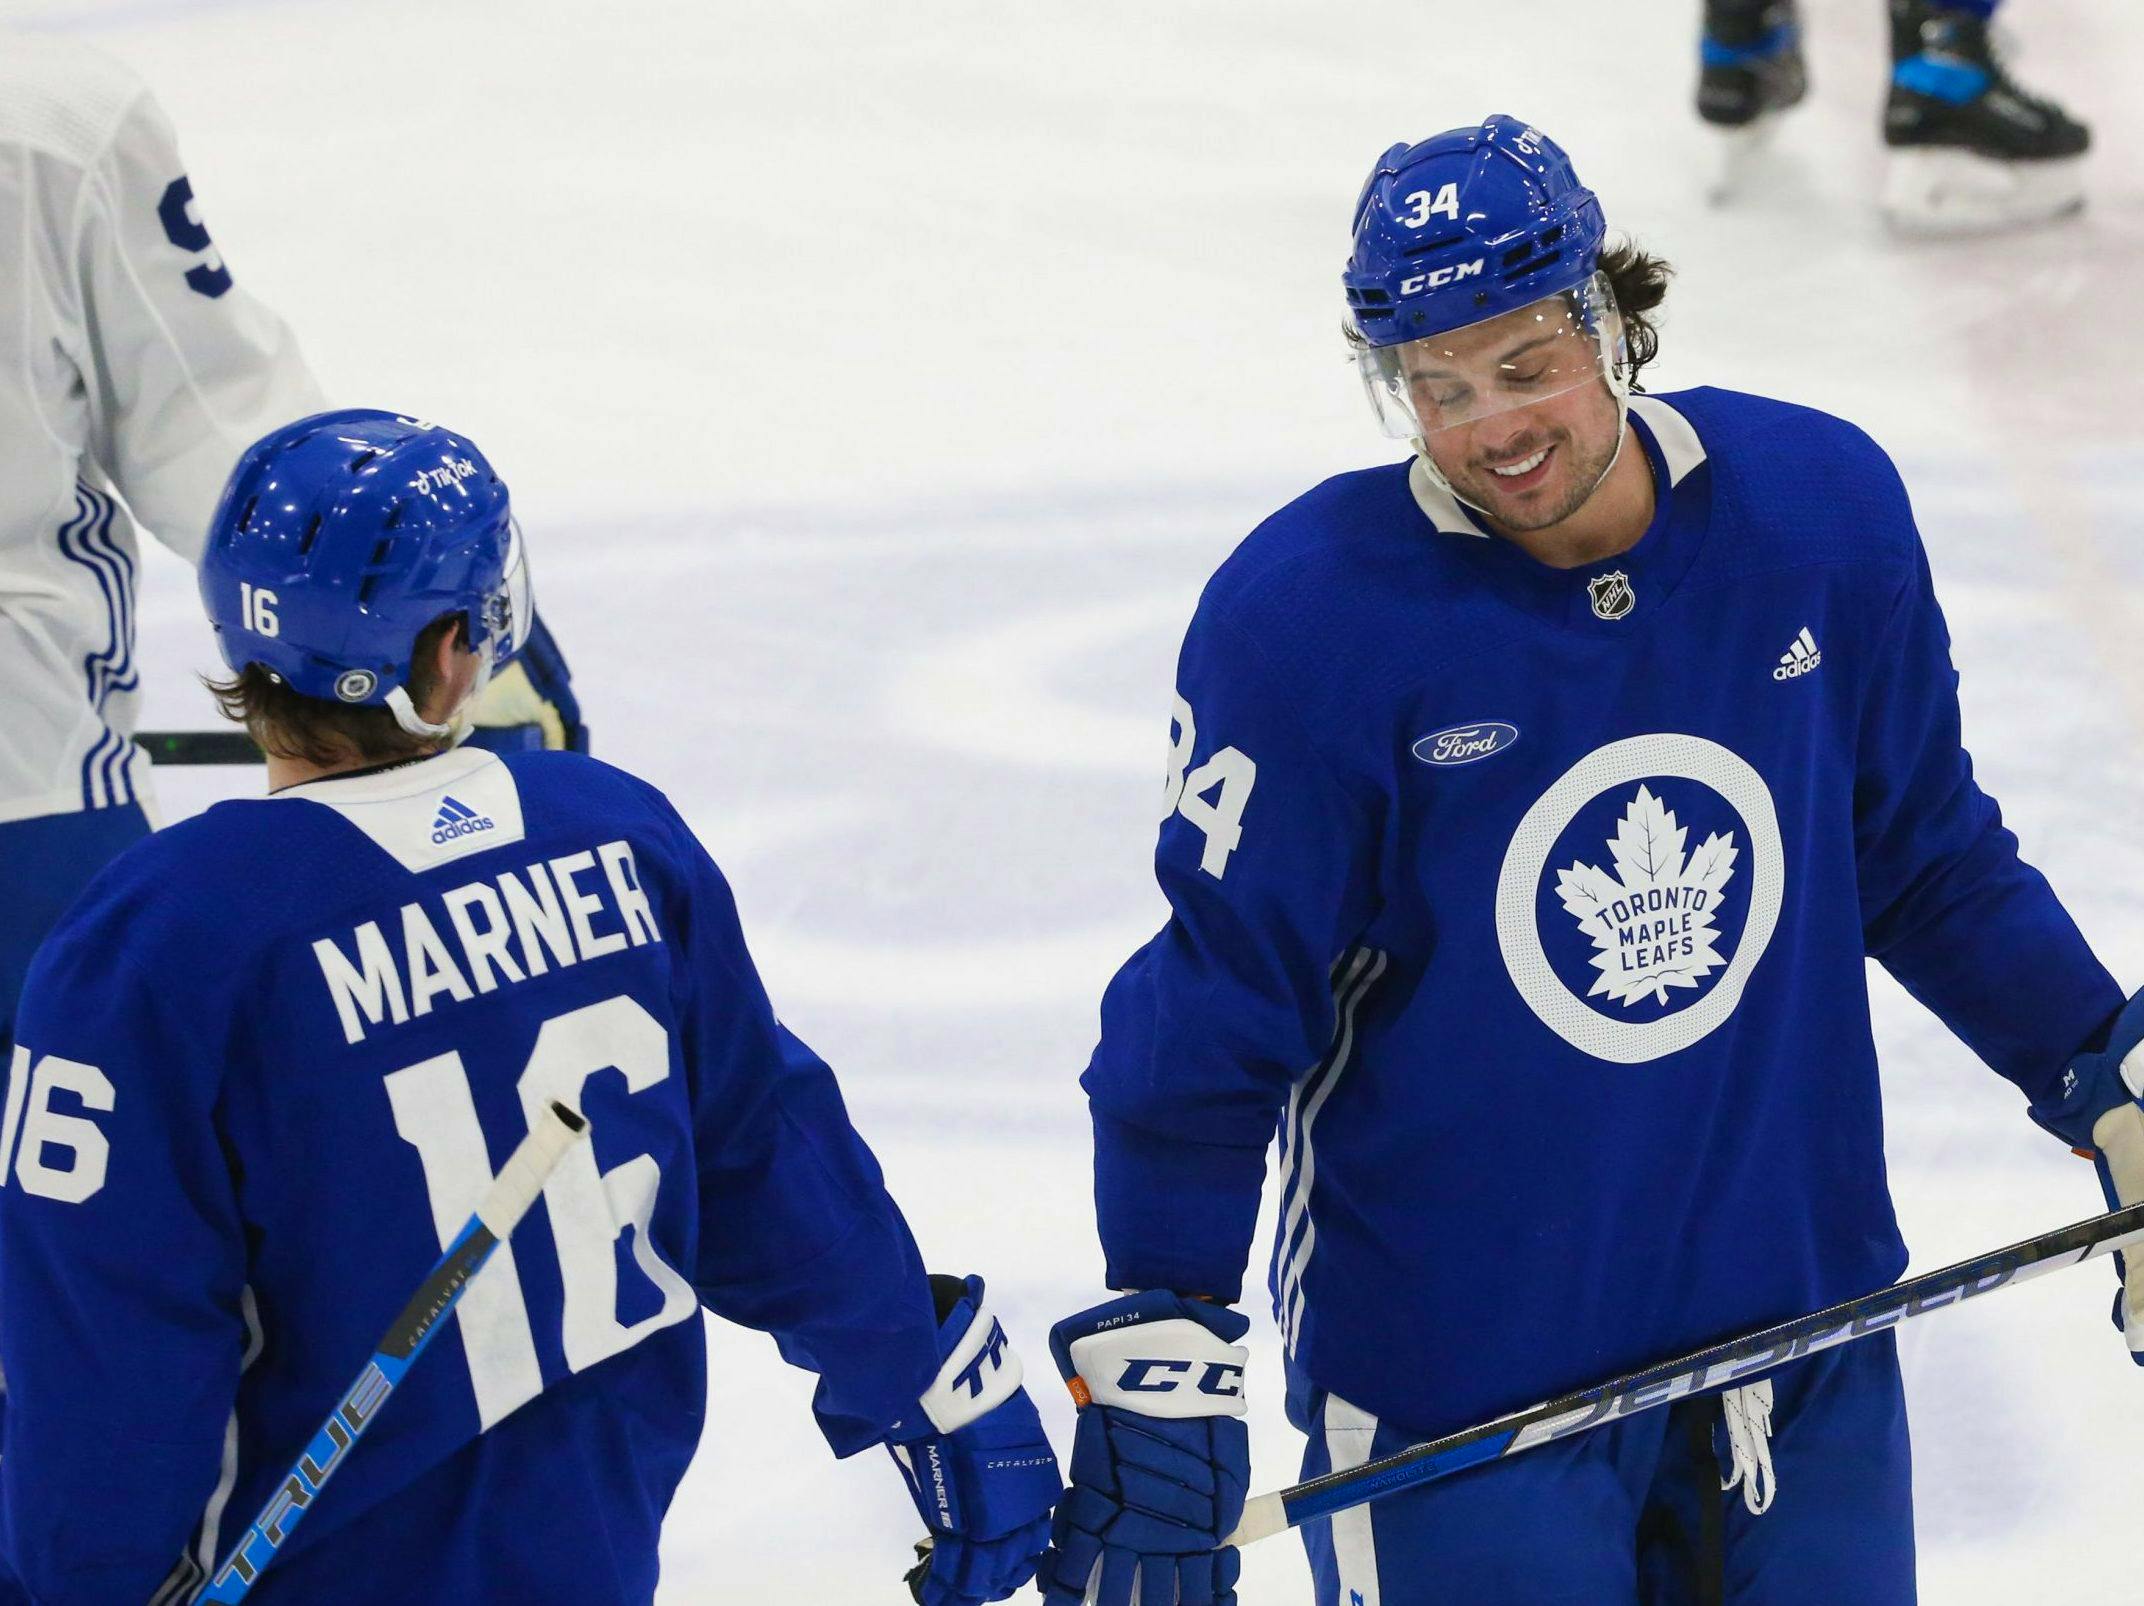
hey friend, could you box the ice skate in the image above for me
[1698,1,1807,204]
[1884,0,2089,233]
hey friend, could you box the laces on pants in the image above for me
[1720,1379,1776,1516]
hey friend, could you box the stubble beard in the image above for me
[1451,424,1620,535]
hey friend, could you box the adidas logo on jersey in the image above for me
[1772,628,1822,680]
[431,794,495,844]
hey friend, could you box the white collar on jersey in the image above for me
[269,744,496,804]
[1406,393,1709,539]
[267,746,528,873]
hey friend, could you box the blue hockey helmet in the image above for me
[1343,116,1627,443]
[199,409,531,737]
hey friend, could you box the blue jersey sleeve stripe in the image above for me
[1274,949,1387,1354]
[56,484,137,809]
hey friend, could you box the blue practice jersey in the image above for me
[1085,389,2123,1440]
[0,747,942,1604]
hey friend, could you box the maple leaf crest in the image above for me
[1553,786,1739,1008]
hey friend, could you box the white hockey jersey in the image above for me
[0,36,321,824]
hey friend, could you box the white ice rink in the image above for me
[8,0,2142,1598]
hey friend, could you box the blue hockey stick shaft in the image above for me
[193,1100,589,1603]
[1227,1199,2144,1546]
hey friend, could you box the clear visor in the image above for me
[478,516,534,664]
[1355,271,1622,440]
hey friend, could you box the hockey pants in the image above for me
[1293,1333,1915,1605]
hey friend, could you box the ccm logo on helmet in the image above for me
[1400,259,1485,296]
[1115,1358,1245,1399]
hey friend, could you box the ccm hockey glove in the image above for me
[1041,1291,1251,1606]
[464,613,589,753]
[2032,989,2144,1364]
[887,1275,1060,1606]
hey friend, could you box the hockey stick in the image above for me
[1224,1199,2144,1549]
[191,1100,590,1603]
[136,730,261,766]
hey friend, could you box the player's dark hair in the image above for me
[1599,237,1672,390]
[206,612,465,768]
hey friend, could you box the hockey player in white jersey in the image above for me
[0,35,583,1063]
[0,40,584,1594]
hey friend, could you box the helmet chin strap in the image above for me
[385,685,455,743]
[384,649,494,746]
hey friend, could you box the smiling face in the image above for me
[1377,288,1627,533]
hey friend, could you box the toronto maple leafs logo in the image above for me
[1496,735,1783,1064]
[1553,785,1739,1008]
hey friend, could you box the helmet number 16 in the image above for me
[240,582,279,638]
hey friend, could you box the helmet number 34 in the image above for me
[1163,694,1258,880]
[1397,183,1461,227]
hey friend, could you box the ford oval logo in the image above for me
[1412,721,1520,767]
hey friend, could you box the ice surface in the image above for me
[8,0,2139,1596]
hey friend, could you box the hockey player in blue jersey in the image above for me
[0,410,1059,1604]
[1041,117,2144,1605]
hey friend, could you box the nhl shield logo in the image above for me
[1588,570,1635,621]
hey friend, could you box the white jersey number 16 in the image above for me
[386,994,697,1429]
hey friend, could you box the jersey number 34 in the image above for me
[1163,693,1257,880]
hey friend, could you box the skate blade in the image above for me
[1707,119,1782,207]
[1882,149,2088,236]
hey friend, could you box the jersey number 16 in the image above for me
[386,994,698,1429]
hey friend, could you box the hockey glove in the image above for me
[887,1275,1060,1606]
[1041,1291,1250,1606]
[2032,988,2144,1364]
[464,613,589,753]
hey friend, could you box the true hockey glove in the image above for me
[464,613,589,753]
[2032,989,2144,1364]
[1041,1291,1250,1606]
[887,1275,1060,1606]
